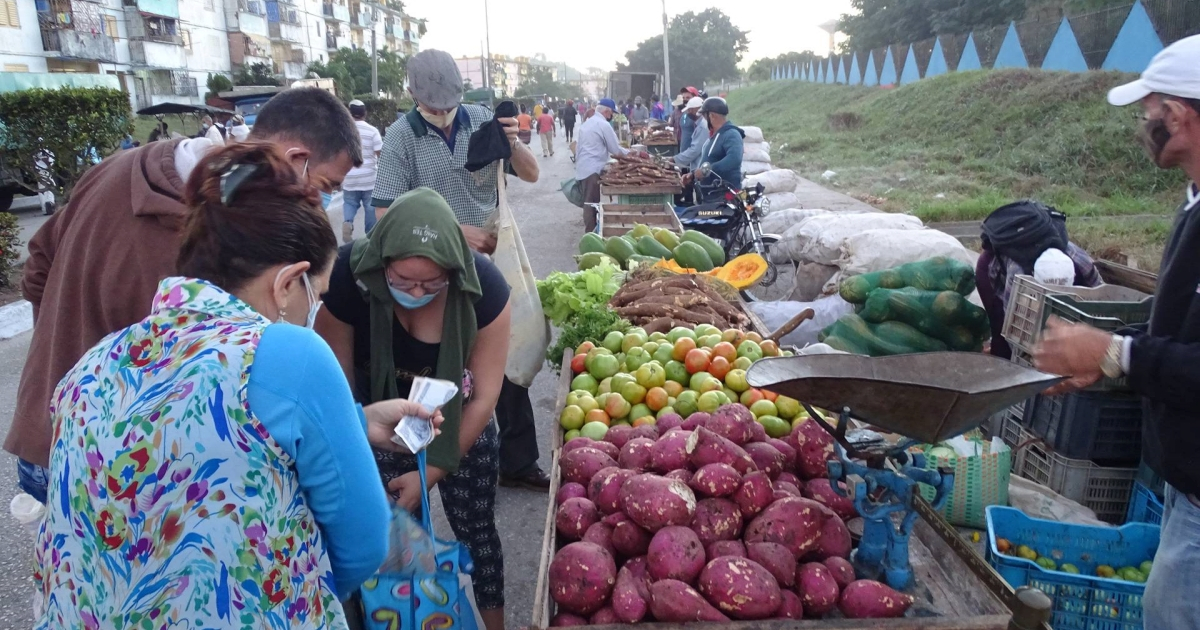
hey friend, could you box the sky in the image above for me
[404,0,854,72]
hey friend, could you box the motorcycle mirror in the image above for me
[755,182,765,194]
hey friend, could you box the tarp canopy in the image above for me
[136,102,234,116]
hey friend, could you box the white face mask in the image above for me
[273,265,322,329]
[419,105,458,129]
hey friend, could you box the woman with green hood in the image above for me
[317,187,511,630]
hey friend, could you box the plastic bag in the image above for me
[916,437,1012,529]
[762,191,799,213]
[741,126,765,143]
[490,166,551,386]
[1008,475,1107,526]
[794,213,924,266]
[836,228,973,277]
[742,160,771,176]
[745,168,799,195]
[748,295,856,348]
[560,178,585,209]
[11,493,46,619]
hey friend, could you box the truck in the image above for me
[607,71,661,104]
[215,78,337,126]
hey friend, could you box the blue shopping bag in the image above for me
[359,452,483,630]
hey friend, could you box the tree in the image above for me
[618,9,749,93]
[206,72,233,95]
[745,51,819,82]
[233,62,281,87]
[514,65,583,100]
[308,47,407,100]
[838,0,1025,52]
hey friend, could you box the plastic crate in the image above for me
[998,402,1033,452]
[1125,482,1164,525]
[1001,275,1150,355]
[1041,293,1153,334]
[986,506,1159,630]
[1016,439,1138,523]
[1025,391,1142,463]
[1136,460,1165,498]
[619,193,674,206]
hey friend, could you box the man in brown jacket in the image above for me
[7,88,362,503]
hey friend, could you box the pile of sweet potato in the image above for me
[548,405,916,624]
[607,274,750,334]
[600,153,681,187]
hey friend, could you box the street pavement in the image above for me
[0,138,583,628]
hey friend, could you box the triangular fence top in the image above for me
[926,39,949,77]
[864,51,879,86]
[879,47,898,85]
[1102,0,1163,72]
[900,44,920,84]
[994,22,1029,68]
[848,52,862,85]
[959,33,983,70]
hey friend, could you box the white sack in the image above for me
[837,228,972,276]
[762,191,799,213]
[744,146,771,164]
[748,295,856,348]
[742,160,771,176]
[795,213,925,266]
[746,168,799,195]
[742,126,765,143]
[763,208,830,242]
[759,141,771,153]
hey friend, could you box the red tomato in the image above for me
[684,348,711,374]
[712,341,738,363]
[708,356,731,380]
[570,353,587,374]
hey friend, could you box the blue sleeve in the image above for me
[248,324,392,598]
[710,132,743,177]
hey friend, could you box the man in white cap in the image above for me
[341,99,384,243]
[1034,34,1200,630]
[673,96,708,205]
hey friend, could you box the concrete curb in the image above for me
[0,300,33,340]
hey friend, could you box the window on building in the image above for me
[145,16,179,40]
[104,14,118,38]
[1,0,20,28]
[182,29,191,51]
[4,63,30,72]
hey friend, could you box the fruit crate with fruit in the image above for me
[986,506,1160,630]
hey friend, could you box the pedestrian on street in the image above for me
[673,96,708,206]
[651,93,666,121]
[8,88,362,504]
[342,98,384,243]
[201,114,226,146]
[1033,35,1200,630]
[367,49,549,607]
[561,99,578,143]
[537,105,556,157]
[575,98,630,232]
[32,141,436,629]
[319,188,512,630]
[517,104,533,145]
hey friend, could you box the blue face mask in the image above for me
[320,191,333,209]
[389,285,437,309]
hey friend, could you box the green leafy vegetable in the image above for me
[536,261,624,327]
[546,309,629,372]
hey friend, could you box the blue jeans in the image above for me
[1142,483,1200,629]
[343,188,377,233]
[17,458,49,505]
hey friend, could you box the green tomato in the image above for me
[655,405,677,419]
[667,326,697,343]
[1060,563,1080,574]
[635,362,667,389]
[570,374,599,395]
[624,347,651,372]
[675,390,699,417]
[697,391,724,414]
[1035,557,1057,571]
[737,340,764,362]
[588,354,620,380]
[649,331,668,342]
[602,330,625,353]
[629,403,652,421]
[653,344,675,364]
[689,371,716,392]
[580,421,609,441]
[563,429,582,442]
[621,331,649,353]
[665,360,690,384]
[757,415,791,439]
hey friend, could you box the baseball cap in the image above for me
[407,50,463,110]
[348,99,365,107]
[686,96,704,110]
[599,98,617,110]
[1108,34,1200,106]
[685,86,699,96]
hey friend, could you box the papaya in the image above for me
[576,252,619,270]
[578,232,606,255]
[636,235,674,259]
[605,236,637,265]
[653,228,681,250]
[673,241,715,272]
[630,223,654,240]
[681,230,726,266]
[820,314,947,357]
[713,253,769,290]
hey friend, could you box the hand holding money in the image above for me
[363,399,444,453]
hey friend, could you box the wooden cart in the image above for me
[530,349,1050,630]
[601,183,682,207]
[597,202,684,239]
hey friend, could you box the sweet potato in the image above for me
[839,580,914,619]
[747,541,798,588]
[561,437,596,454]
[680,411,710,431]
[689,462,741,497]
[796,562,840,618]
[602,511,629,527]
[776,471,803,490]
[706,404,756,445]
[690,497,743,546]
[604,424,636,449]
[790,420,836,480]
[777,590,805,619]
[648,579,730,622]
[745,442,785,479]
[582,522,616,557]
[561,447,618,486]
[549,613,588,626]
[744,497,829,559]
[687,426,757,474]
[630,424,659,442]
[768,439,798,469]
[612,566,649,623]
[773,481,803,498]
[706,540,747,559]
[556,497,600,541]
[803,478,857,521]
[823,557,856,589]
[618,437,655,472]
[809,504,852,560]
[747,419,769,443]
[556,482,587,506]
[590,440,622,461]
[612,518,653,557]
[589,607,619,625]
[624,556,652,601]
[651,430,692,473]
[656,413,685,435]
[733,471,775,518]
[647,526,706,583]
[697,557,783,620]
[664,469,692,484]
[620,473,697,532]
[589,467,636,515]
[549,542,617,616]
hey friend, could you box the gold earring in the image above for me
[276,308,287,323]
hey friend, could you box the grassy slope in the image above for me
[726,70,1188,270]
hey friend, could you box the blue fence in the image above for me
[771,0,1198,85]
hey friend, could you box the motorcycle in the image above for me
[676,166,798,302]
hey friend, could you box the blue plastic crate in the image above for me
[986,506,1160,630]
[1125,482,1164,525]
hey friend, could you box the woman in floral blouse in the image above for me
[34,141,438,629]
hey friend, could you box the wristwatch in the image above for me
[1100,334,1126,379]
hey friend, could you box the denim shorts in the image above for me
[17,458,49,504]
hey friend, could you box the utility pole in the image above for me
[371,24,378,95]
[661,0,671,99]
[484,0,493,106]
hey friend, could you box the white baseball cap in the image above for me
[1108,34,1200,106]
[686,96,705,110]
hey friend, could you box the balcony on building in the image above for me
[232,0,268,38]
[272,46,306,80]
[229,31,272,67]
[326,30,349,51]
[323,1,350,22]
[266,2,304,43]
[134,69,199,110]
[126,9,186,69]
[38,12,118,64]
[122,0,179,19]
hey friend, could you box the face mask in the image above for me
[389,285,437,309]
[1139,115,1173,165]
[687,111,699,120]
[320,191,332,209]
[273,266,322,328]
[419,105,458,129]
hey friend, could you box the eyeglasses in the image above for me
[386,268,449,293]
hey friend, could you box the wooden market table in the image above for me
[601,182,682,207]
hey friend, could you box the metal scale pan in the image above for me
[746,352,1064,444]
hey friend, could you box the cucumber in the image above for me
[681,230,726,266]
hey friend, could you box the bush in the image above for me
[0,212,20,289]
[0,87,132,201]
[351,95,413,135]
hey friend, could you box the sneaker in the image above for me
[499,468,551,491]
